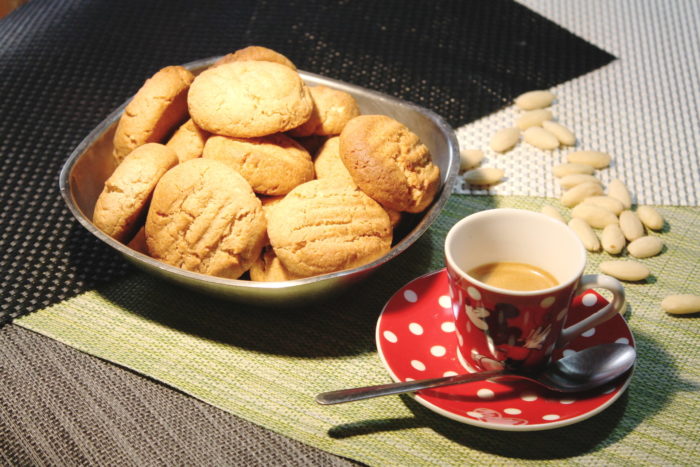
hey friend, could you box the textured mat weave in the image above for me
[16,194,700,466]
[456,0,700,206]
[0,0,614,325]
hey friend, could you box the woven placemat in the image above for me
[0,0,614,325]
[16,194,700,465]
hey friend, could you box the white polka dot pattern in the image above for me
[582,293,598,307]
[383,330,398,343]
[403,290,418,303]
[408,323,424,335]
[438,295,452,309]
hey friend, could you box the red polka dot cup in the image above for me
[444,208,625,373]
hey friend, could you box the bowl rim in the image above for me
[58,56,460,290]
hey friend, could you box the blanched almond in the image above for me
[619,210,645,241]
[559,174,601,190]
[515,90,556,110]
[490,128,520,153]
[601,224,626,254]
[463,167,504,186]
[600,260,650,281]
[541,205,566,223]
[523,126,559,150]
[460,149,484,172]
[552,163,595,178]
[661,295,700,315]
[581,196,625,215]
[627,236,663,258]
[566,151,612,169]
[561,182,604,207]
[571,204,618,229]
[607,179,632,209]
[637,206,664,230]
[516,109,553,130]
[542,121,576,146]
[568,218,600,251]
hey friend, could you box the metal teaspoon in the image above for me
[316,343,635,405]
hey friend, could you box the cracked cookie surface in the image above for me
[188,61,313,138]
[202,133,314,196]
[112,66,194,165]
[145,158,267,279]
[340,115,440,213]
[267,179,392,277]
[93,143,178,242]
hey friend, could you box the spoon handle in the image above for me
[315,369,506,405]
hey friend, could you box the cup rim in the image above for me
[444,208,587,297]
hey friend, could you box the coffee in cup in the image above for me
[467,261,558,292]
[445,208,625,372]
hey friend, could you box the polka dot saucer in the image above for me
[376,269,634,431]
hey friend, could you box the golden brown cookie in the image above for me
[313,136,356,186]
[93,143,178,242]
[166,118,208,163]
[340,115,440,213]
[112,66,194,165]
[314,137,401,228]
[267,179,392,277]
[384,207,402,229]
[188,61,313,138]
[259,195,286,217]
[145,158,267,279]
[127,226,149,255]
[249,245,304,282]
[293,134,328,155]
[202,133,314,196]
[212,45,297,70]
[289,85,360,137]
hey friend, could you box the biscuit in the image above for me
[202,133,314,196]
[166,118,208,163]
[188,61,313,138]
[127,226,149,255]
[289,85,360,137]
[113,66,194,165]
[249,245,303,282]
[314,136,402,227]
[313,136,356,187]
[259,195,286,217]
[93,143,178,242]
[213,45,297,70]
[267,179,392,277]
[293,134,328,155]
[145,158,267,279]
[340,115,440,213]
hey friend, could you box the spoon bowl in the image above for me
[316,343,636,405]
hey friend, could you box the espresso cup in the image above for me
[444,208,625,373]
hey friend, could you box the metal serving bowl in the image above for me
[59,57,459,306]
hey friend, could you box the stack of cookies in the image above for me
[92,46,441,281]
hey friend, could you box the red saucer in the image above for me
[376,269,634,431]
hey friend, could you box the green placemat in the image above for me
[16,195,700,465]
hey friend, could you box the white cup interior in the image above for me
[445,208,586,293]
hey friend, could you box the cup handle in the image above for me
[557,274,625,346]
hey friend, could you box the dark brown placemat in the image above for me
[0,324,358,465]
